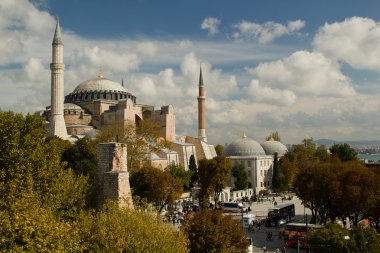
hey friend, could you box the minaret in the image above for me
[197,66,207,142]
[48,17,68,139]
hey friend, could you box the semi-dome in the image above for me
[224,133,266,157]
[73,75,127,93]
[261,138,288,156]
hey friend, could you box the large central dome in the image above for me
[73,76,127,93]
[224,133,266,156]
[64,74,136,104]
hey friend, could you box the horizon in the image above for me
[1,0,380,145]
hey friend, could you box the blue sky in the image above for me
[2,0,380,145]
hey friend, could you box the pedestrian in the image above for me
[281,246,286,253]
[262,245,267,253]
[276,248,280,253]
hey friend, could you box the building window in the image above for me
[264,170,267,176]
[248,161,252,168]
[260,161,262,166]
[248,170,251,177]
[260,170,263,176]
[261,182,263,187]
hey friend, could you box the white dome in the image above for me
[73,76,126,93]
[261,139,288,156]
[224,134,266,157]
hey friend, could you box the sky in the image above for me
[1,0,380,145]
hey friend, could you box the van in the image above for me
[222,202,246,213]
[242,214,256,228]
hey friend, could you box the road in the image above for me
[243,195,312,253]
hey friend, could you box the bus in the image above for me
[284,223,323,248]
[265,203,295,227]
[222,202,246,213]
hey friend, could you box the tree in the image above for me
[215,144,225,156]
[198,157,232,209]
[308,223,351,253]
[0,112,89,251]
[181,210,248,253]
[266,131,281,141]
[189,154,198,186]
[167,164,192,191]
[329,143,357,162]
[96,120,171,171]
[0,112,88,219]
[231,163,248,190]
[308,223,380,253]
[130,165,183,213]
[86,201,189,252]
[271,152,281,192]
[337,162,377,226]
[0,193,87,252]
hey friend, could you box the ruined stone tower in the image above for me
[97,142,133,209]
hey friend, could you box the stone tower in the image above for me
[48,17,68,139]
[197,66,207,142]
[97,143,133,209]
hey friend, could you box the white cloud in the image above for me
[245,80,297,106]
[179,40,193,49]
[232,19,305,43]
[201,17,221,36]
[313,17,380,72]
[136,42,158,57]
[3,0,380,145]
[248,51,356,97]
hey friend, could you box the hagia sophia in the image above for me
[43,18,288,194]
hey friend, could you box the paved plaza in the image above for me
[245,194,312,253]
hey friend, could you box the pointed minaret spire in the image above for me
[197,64,207,142]
[199,65,204,86]
[52,16,63,45]
[121,79,124,87]
[49,16,67,139]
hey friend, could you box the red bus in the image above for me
[284,223,323,248]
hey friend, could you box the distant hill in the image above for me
[315,139,380,147]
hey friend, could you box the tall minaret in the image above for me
[197,66,207,142]
[48,17,67,139]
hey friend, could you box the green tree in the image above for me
[309,223,380,253]
[215,144,225,156]
[231,163,248,190]
[87,201,189,252]
[0,194,86,252]
[271,152,281,192]
[189,154,198,186]
[198,157,232,209]
[266,131,281,141]
[130,165,183,213]
[308,223,350,253]
[329,143,358,162]
[167,164,192,191]
[0,112,88,219]
[181,210,248,253]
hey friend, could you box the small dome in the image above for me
[224,133,266,156]
[73,76,126,93]
[261,138,288,156]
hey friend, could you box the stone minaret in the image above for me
[49,17,67,139]
[197,66,207,142]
